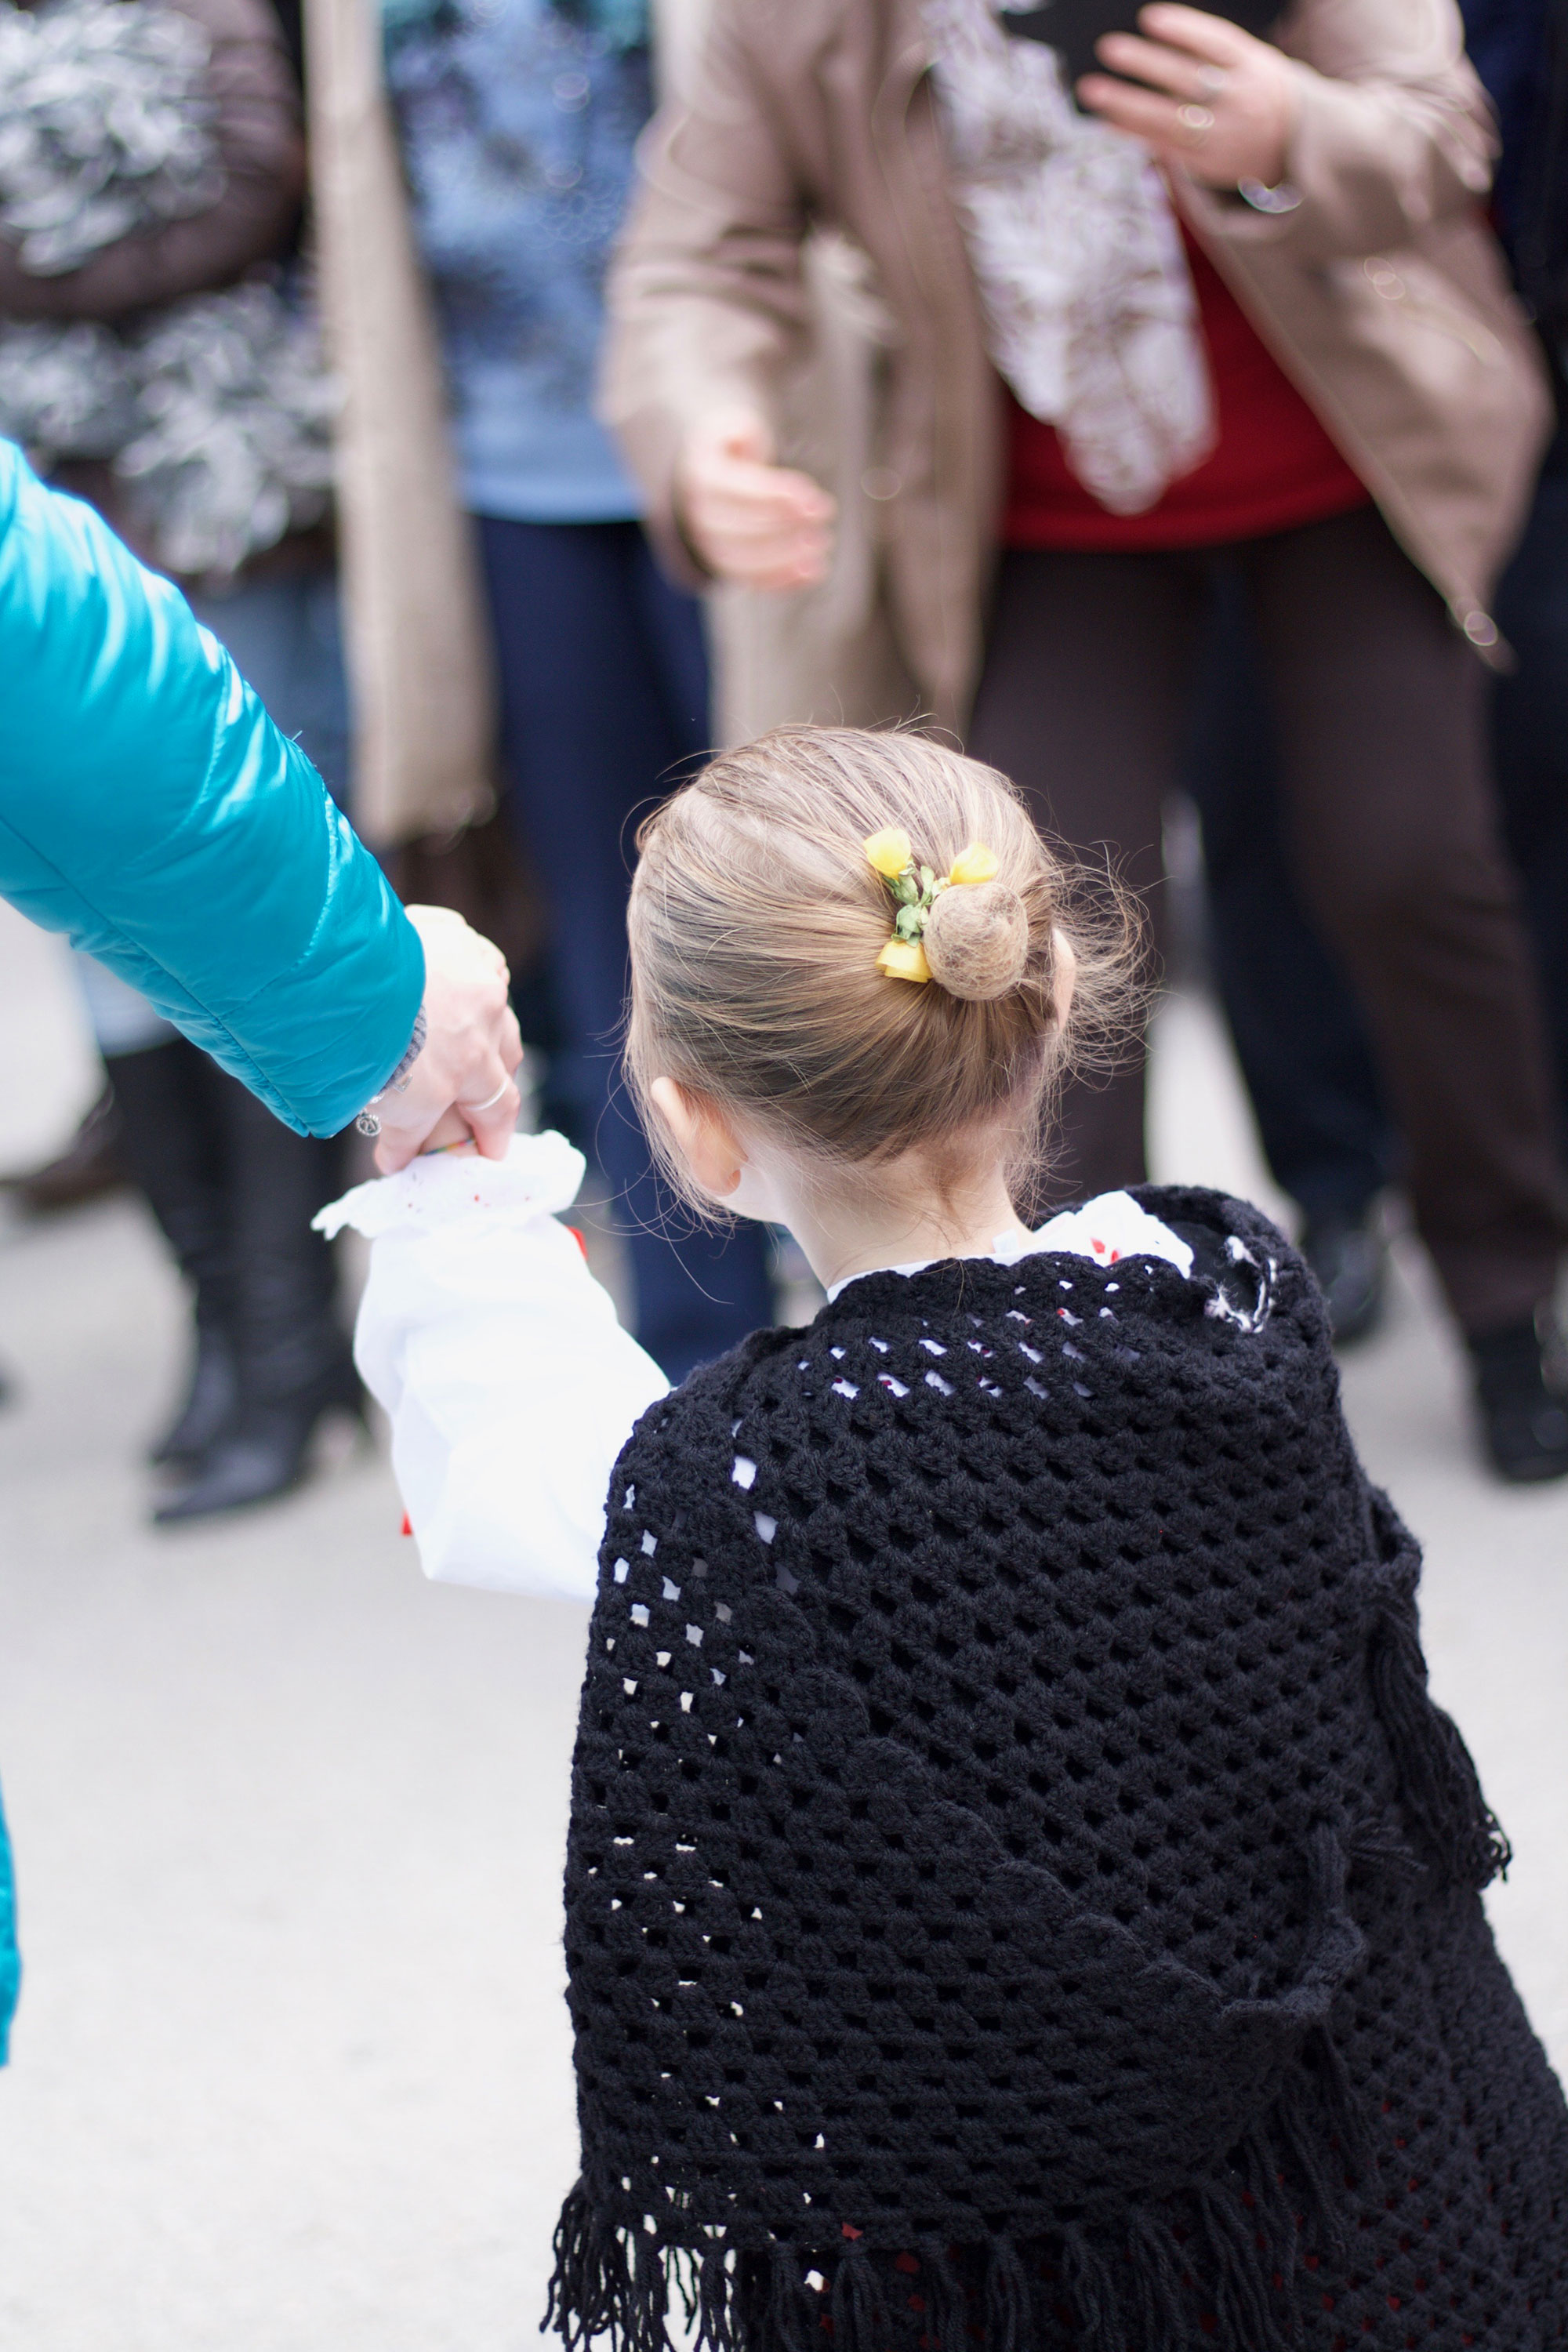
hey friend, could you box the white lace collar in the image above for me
[824,1189,1194,1302]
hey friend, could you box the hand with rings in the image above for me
[366,905,525,1173]
[1076,3,1296,191]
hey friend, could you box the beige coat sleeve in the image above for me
[1179,0,1497,263]
[601,0,815,586]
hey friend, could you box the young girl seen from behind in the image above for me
[334,727,1568,2352]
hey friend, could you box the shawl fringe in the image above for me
[545,2037,1371,2352]
[1368,1588,1511,1889]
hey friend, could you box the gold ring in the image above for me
[1178,103,1215,139]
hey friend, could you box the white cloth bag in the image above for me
[317,1131,668,1602]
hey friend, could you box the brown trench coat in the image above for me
[604,0,1552,732]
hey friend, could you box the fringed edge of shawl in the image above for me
[1367,1585,1511,1889]
[1363,1486,1509,1891]
[544,2033,1373,2352]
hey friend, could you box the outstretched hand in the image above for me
[371,906,523,1172]
[1076,3,1296,191]
[674,407,837,591]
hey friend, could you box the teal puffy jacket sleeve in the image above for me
[0,441,426,1137]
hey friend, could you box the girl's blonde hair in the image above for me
[625,726,1142,1210]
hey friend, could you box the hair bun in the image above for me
[922,878,1029,1001]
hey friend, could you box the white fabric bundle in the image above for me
[316,1131,668,1605]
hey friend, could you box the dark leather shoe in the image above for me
[5,1086,126,1214]
[154,1352,365,1524]
[1301,1214,1387,1348]
[149,1323,238,1468]
[1469,1313,1568,1484]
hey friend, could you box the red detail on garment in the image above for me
[1003,232,1370,552]
[400,1513,412,1537]
[566,1225,588,1259]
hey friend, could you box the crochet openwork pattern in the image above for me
[551,1187,1566,2352]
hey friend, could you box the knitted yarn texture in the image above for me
[0,0,336,579]
[0,284,337,575]
[0,0,221,274]
[551,1187,1567,2352]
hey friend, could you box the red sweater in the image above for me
[1004,231,1370,551]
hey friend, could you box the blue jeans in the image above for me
[1181,572,1398,1229]
[477,516,775,1383]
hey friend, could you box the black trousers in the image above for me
[967,504,1567,1334]
[1192,463,1568,1254]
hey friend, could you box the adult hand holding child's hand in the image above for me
[370,906,523,1172]
[674,407,837,590]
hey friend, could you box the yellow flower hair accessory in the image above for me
[863,833,1002,985]
[864,826,913,879]
[947,842,1000,887]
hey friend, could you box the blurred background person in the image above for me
[367,0,775,1381]
[601,0,1568,1480]
[1178,0,1568,1446]
[0,0,361,1517]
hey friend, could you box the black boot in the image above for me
[106,1040,239,1465]
[1301,1212,1387,1348]
[1468,1309,1568,1484]
[156,1072,359,1524]
[4,1082,126,1213]
[154,1348,364,1521]
[151,1321,238,1468]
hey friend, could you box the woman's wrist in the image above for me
[355,1007,428,1138]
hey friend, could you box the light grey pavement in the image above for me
[0,903,1565,2350]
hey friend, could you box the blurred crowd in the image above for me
[2,0,1566,1508]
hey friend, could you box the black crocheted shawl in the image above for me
[549,1187,1568,2352]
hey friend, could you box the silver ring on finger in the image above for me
[1178,103,1215,140]
[1196,67,1229,95]
[463,1078,511,1114]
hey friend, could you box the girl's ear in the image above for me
[1051,928,1078,1029]
[648,1077,747,1202]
